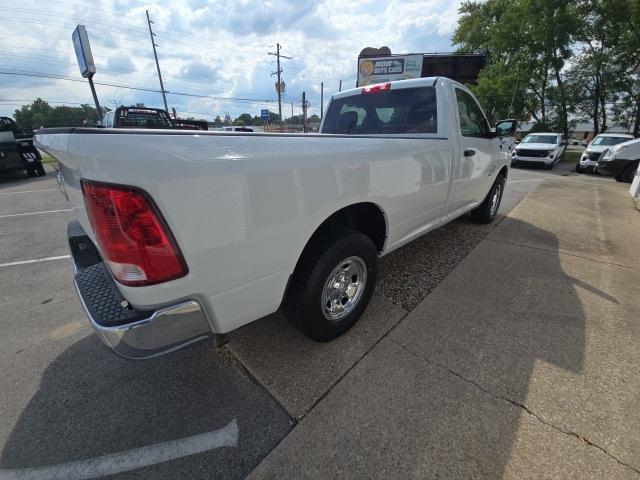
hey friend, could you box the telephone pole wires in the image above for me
[146,9,168,112]
[268,43,292,129]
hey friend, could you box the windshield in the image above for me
[522,135,559,144]
[322,87,437,135]
[591,136,631,146]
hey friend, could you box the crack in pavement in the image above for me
[485,237,636,272]
[391,339,640,476]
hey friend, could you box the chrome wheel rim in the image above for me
[321,256,367,321]
[490,183,502,216]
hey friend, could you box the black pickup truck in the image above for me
[0,117,46,177]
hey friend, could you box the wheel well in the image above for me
[499,166,508,179]
[309,203,387,254]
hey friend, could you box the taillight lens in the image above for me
[81,180,188,286]
[362,82,391,94]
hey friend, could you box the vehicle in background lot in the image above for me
[35,77,517,359]
[569,137,587,146]
[511,132,566,169]
[171,118,208,131]
[597,137,640,183]
[576,133,634,173]
[0,117,46,177]
[102,107,173,129]
[221,126,256,132]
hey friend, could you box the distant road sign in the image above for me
[261,109,269,121]
[72,25,96,78]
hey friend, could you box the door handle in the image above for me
[464,149,476,157]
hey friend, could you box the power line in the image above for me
[0,70,280,105]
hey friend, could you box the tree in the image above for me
[13,98,103,129]
[212,116,223,127]
[235,113,253,125]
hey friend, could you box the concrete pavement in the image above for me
[251,174,640,478]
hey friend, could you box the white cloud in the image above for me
[0,0,463,120]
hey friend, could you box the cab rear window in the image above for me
[322,87,437,135]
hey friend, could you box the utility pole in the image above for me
[320,81,324,121]
[339,79,342,92]
[268,43,292,129]
[291,102,294,120]
[146,10,168,112]
[302,91,307,133]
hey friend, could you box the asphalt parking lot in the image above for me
[0,160,602,479]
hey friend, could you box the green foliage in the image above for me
[13,98,106,129]
[453,0,639,135]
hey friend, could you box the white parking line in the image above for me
[0,418,238,480]
[0,209,72,219]
[0,188,59,196]
[0,255,71,268]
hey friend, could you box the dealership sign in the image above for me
[357,54,424,86]
[72,25,96,78]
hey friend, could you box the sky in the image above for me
[0,0,463,121]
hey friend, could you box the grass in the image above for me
[40,152,57,164]
[564,150,583,163]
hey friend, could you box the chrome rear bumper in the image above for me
[68,220,219,359]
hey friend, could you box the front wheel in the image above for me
[285,229,378,342]
[471,175,505,224]
[616,162,638,183]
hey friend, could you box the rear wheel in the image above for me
[25,165,37,177]
[285,229,378,342]
[471,174,505,224]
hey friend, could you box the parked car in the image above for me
[223,126,257,132]
[35,77,517,359]
[0,117,46,177]
[596,137,640,182]
[511,132,566,169]
[576,133,634,173]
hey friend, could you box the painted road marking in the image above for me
[0,418,239,480]
[0,209,72,219]
[0,255,71,268]
[0,188,59,195]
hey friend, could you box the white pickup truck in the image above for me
[35,77,515,359]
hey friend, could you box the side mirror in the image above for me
[495,119,517,137]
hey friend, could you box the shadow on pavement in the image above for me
[251,217,607,478]
[0,337,291,479]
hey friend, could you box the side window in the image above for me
[455,89,491,138]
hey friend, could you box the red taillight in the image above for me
[362,82,391,94]
[81,180,188,286]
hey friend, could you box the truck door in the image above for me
[448,86,496,215]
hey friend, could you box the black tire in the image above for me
[576,163,583,174]
[471,174,505,224]
[36,162,46,176]
[545,163,553,170]
[26,166,37,177]
[285,229,378,342]
[614,162,638,183]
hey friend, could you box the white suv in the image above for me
[577,133,634,173]
[511,133,566,169]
